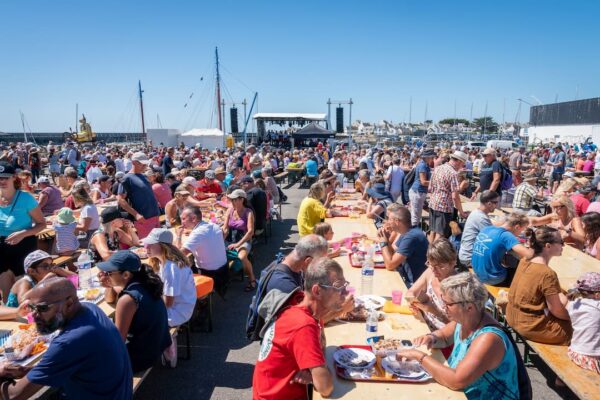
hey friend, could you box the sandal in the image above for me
[244,280,257,292]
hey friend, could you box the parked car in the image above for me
[487,140,519,150]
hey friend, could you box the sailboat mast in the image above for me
[138,80,146,139]
[20,111,27,143]
[215,47,223,131]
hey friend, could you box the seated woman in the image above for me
[397,272,520,399]
[581,212,600,260]
[90,175,114,204]
[6,250,74,308]
[222,189,256,291]
[529,194,585,248]
[165,185,193,228]
[471,212,533,286]
[354,169,370,195]
[406,239,458,334]
[312,222,344,258]
[297,182,335,237]
[98,250,172,372]
[72,186,100,248]
[89,206,140,262]
[506,226,572,345]
[366,178,394,229]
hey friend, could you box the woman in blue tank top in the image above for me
[396,272,520,399]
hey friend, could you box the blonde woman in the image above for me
[530,194,585,248]
[72,186,100,248]
[297,182,334,236]
[144,228,196,327]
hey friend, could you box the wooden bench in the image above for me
[133,367,153,393]
[525,340,600,400]
[52,252,80,270]
[274,171,288,185]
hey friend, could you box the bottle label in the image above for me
[366,325,378,333]
[361,269,374,277]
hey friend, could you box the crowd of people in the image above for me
[0,138,598,399]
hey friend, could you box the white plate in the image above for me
[381,356,431,380]
[355,295,386,310]
[333,348,376,370]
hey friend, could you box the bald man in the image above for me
[5,278,132,400]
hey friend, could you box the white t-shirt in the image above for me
[160,260,197,327]
[386,165,405,193]
[86,167,103,184]
[79,204,100,231]
[567,298,600,356]
[184,221,227,270]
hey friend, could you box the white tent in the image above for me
[179,128,224,150]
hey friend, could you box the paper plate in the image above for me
[355,295,386,310]
[333,347,376,370]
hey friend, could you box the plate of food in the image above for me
[77,288,103,303]
[130,247,148,259]
[371,338,413,356]
[355,295,386,310]
[381,356,431,381]
[0,324,52,362]
[333,347,376,370]
[339,304,385,322]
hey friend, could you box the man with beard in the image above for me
[3,277,132,399]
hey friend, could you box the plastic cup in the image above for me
[344,237,352,250]
[331,242,341,251]
[347,286,356,296]
[391,290,403,305]
[67,274,79,290]
[26,312,34,324]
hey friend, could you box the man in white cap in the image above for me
[117,152,160,239]
[428,150,468,242]
[471,148,502,199]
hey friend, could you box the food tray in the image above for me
[334,345,431,383]
[348,253,386,269]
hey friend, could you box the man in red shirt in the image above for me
[252,258,348,400]
[197,170,223,196]
[570,184,596,216]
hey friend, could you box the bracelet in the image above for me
[417,353,428,364]
[427,333,437,343]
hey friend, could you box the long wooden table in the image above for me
[314,207,464,399]
[549,244,600,291]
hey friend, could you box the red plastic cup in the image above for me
[392,290,403,305]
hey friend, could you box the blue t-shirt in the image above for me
[395,226,428,287]
[411,160,431,193]
[472,226,520,285]
[119,173,160,219]
[27,303,133,400]
[479,160,503,194]
[265,263,303,294]
[162,154,174,175]
[305,159,318,177]
[0,190,37,237]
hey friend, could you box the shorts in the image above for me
[0,235,37,276]
[551,171,563,183]
[49,164,61,174]
[226,240,252,254]
[429,209,452,237]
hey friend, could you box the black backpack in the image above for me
[245,253,285,341]
[481,324,533,400]
[402,166,416,204]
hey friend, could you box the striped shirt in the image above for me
[429,163,460,213]
[53,222,80,253]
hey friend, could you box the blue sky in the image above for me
[1,0,599,132]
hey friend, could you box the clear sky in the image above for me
[1,0,599,132]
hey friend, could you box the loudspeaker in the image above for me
[230,107,239,133]
[336,107,344,133]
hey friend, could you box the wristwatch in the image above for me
[379,241,388,248]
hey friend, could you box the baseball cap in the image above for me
[97,250,142,273]
[100,206,129,224]
[98,175,112,183]
[57,207,76,224]
[174,184,191,195]
[182,176,199,188]
[421,149,436,158]
[579,184,597,194]
[482,148,496,155]
[205,170,216,179]
[240,176,254,184]
[171,168,180,174]
[37,176,50,184]
[24,250,52,271]
[0,161,16,178]
[131,152,150,165]
[142,228,174,246]
[115,171,125,182]
[228,189,247,199]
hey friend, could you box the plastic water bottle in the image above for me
[77,251,93,290]
[365,307,379,342]
[342,177,349,189]
[361,248,375,296]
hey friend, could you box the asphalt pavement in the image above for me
[134,182,574,400]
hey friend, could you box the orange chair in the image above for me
[191,274,214,333]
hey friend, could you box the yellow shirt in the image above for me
[297,197,327,236]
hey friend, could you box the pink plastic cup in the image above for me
[392,290,403,305]
[347,286,356,296]
[331,242,341,251]
[344,237,352,250]
[26,312,34,324]
[68,274,79,290]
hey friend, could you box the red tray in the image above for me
[348,253,386,269]
[334,345,431,384]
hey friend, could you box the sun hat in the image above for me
[450,151,469,163]
[131,152,150,165]
[100,206,129,224]
[56,207,76,224]
[482,148,496,156]
[205,170,216,179]
[182,176,199,188]
[366,183,392,200]
[0,161,16,177]
[171,168,180,174]
[23,250,52,271]
[174,184,191,195]
[97,250,141,273]
[228,189,247,199]
[142,228,174,246]
[214,167,226,175]
[576,272,600,292]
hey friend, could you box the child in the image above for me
[567,272,600,374]
[53,207,80,256]
[313,222,346,258]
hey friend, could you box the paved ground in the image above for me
[134,182,574,400]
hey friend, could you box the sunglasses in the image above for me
[27,298,68,313]
[319,280,350,294]
[32,261,53,271]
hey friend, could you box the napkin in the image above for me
[382,301,412,315]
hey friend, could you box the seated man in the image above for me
[197,170,223,196]
[512,174,544,216]
[379,204,428,287]
[240,176,268,232]
[253,258,345,400]
[6,277,132,399]
[570,184,596,217]
[459,190,499,268]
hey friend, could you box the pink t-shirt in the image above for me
[152,183,172,208]
[583,160,594,172]
[571,193,590,217]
